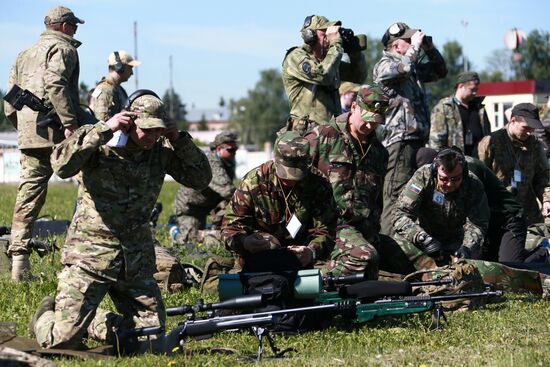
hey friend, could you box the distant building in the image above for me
[478,80,550,130]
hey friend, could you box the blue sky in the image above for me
[0,0,547,110]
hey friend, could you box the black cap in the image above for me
[457,71,480,84]
[511,103,543,129]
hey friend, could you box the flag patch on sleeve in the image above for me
[408,183,422,194]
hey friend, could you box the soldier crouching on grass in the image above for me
[30,93,211,349]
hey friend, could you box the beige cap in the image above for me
[339,82,360,96]
[108,50,141,67]
[44,6,84,25]
[130,95,166,129]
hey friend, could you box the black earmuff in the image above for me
[123,89,160,111]
[301,15,317,45]
[113,51,125,74]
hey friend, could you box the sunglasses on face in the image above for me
[223,147,237,153]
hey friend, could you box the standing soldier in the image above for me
[306,84,389,279]
[31,93,212,349]
[373,22,447,236]
[4,6,88,281]
[90,50,140,121]
[429,71,491,157]
[478,103,550,225]
[282,15,367,130]
[171,131,238,246]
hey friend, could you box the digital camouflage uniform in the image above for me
[221,160,337,267]
[373,46,447,235]
[306,113,388,279]
[34,98,212,348]
[477,127,550,225]
[90,76,128,121]
[429,96,491,156]
[173,150,236,244]
[5,29,88,257]
[282,42,367,125]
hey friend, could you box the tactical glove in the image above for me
[454,246,472,259]
[415,232,442,256]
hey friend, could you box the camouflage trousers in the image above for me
[391,235,548,295]
[35,264,165,349]
[380,140,423,236]
[9,148,54,256]
[324,226,379,280]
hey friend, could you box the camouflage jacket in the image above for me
[221,161,337,259]
[373,48,447,147]
[429,96,491,155]
[306,113,388,239]
[282,41,367,124]
[5,30,87,149]
[173,150,236,215]
[477,127,550,224]
[90,76,128,121]
[394,165,489,257]
[51,122,211,280]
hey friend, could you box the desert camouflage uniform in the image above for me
[5,30,88,256]
[173,151,236,244]
[306,113,388,278]
[429,96,491,156]
[34,121,211,348]
[373,47,447,235]
[90,76,128,121]
[282,42,367,125]
[477,128,550,225]
[221,161,336,263]
[393,165,489,269]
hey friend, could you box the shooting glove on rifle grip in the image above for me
[415,232,442,257]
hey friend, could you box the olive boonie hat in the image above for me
[302,15,341,31]
[108,50,141,67]
[130,95,166,129]
[44,6,85,25]
[382,22,417,46]
[210,131,239,150]
[274,131,310,181]
[511,103,543,129]
[457,71,480,85]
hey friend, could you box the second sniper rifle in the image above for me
[116,281,503,360]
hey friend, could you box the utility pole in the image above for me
[134,21,139,89]
[169,55,176,120]
[461,20,469,72]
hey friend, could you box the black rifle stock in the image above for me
[3,84,60,129]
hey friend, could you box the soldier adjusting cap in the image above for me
[274,131,310,181]
[44,6,84,25]
[130,95,166,129]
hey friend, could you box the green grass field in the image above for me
[1,182,549,367]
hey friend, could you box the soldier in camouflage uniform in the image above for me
[373,22,447,236]
[282,15,367,128]
[172,131,238,245]
[89,50,140,121]
[429,71,491,157]
[4,6,90,281]
[221,131,337,271]
[306,85,389,279]
[31,94,211,349]
[478,103,550,225]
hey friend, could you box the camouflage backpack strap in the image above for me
[404,259,486,311]
[200,255,237,295]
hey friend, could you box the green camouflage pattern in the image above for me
[90,76,128,121]
[282,42,367,124]
[525,222,550,251]
[429,96,491,154]
[5,30,86,148]
[35,265,164,348]
[274,131,310,180]
[394,165,489,258]
[301,15,339,31]
[131,95,166,129]
[355,84,390,115]
[478,128,550,224]
[373,48,447,147]
[221,160,337,259]
[8,148,54,256]
[173,151,235,244]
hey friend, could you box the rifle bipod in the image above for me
[249,326,295,361]
[428,303,447,330]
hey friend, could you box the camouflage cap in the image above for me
[274,131,311,181]
[302,15,341,31]
[130,95,166,129]
[108,50,141,67]
[512,103,543,129]
[44,6,84,25]
[457,71,480,85]
[382,22,417,47]
[356,84,390,115]
[339,82,360,96]
[210,131,239,150]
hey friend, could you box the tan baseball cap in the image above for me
[44,6,84,25]
[108,50,141,67]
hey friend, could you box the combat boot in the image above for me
[11,254,32,281]
[29,295,55,338]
